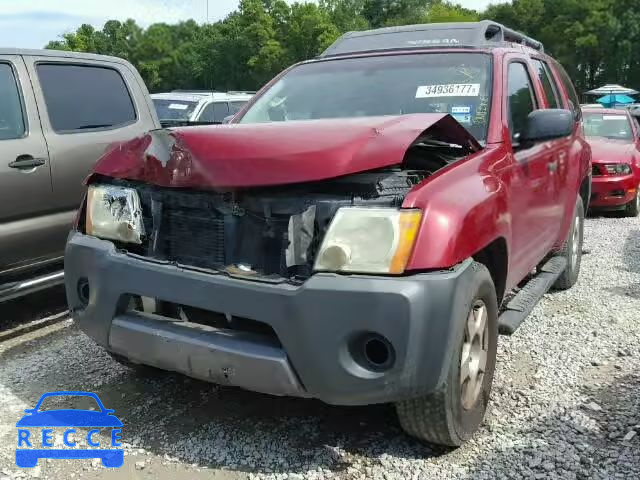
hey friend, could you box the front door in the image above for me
[0,55,53,272]
[505,59,557,281]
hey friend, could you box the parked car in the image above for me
[582,108,640,216]
[150,91,254,127]
[65,21,591,446]
[0,48,160,302]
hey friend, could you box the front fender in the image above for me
[403,148,511,270]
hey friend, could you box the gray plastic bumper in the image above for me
[65,233,477,406]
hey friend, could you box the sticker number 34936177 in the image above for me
[415,83,481,98]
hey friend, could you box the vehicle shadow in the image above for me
[606,228,640,299]
[585,209,627,219]
[0,285,67,331]
[0,325,449,476]
[465,373,640,479]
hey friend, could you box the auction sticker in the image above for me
[416,83,480,98]
[168,103,189,110]
[450,105,474,124]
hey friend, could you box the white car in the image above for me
[150,90,254,125]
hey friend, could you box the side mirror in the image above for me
[222,115,234,124]
[519,109,573,147]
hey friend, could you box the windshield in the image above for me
[152,99,198,121]
[583,112,633,141]
[239,53,492,142]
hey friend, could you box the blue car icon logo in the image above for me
[16,391,123,468]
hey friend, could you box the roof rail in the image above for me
[320,20,544,58]
[227,90,257,95]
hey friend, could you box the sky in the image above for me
[0,0,500,49]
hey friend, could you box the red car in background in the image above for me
[583,108,640,216]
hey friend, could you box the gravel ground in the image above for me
[0,215,638,480]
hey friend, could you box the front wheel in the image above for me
[395,262,498,446]
[625,187,640,217]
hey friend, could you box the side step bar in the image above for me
[498,256,567,335]
[0,271,65,303]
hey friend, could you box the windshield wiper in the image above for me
[159,119,222,128]
[416,139,464,149]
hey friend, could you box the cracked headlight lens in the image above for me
[86,185,144,244]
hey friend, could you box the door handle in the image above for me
[547,160,558,172]
[9,155,46,170]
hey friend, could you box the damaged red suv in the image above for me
[65,21,591,446]
[583,108,640,216]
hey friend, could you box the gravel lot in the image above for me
[0,215,638,480]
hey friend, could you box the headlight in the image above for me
[314,207,422,274]
[86,185,145,244]
[604,163,632,175]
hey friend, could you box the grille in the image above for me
[136,188,231,271]
[162,208,225,269]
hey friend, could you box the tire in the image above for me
[553,196,584,290]
[395,262,498,446]
[625,188,640,217]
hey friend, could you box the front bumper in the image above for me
[65,233,476,406]
[590,173,638,208]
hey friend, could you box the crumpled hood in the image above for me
[588,138,635,164]
[90,114,480,188]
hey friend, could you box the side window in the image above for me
[532,59,559,108]
[199,102,229,123]
[507,62,537,140]
[0,63,26,140]
[37,64,136,133]
[552,61,581,120]
[229,101,247,114]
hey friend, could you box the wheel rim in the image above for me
[460,300,489,410]
[636,189,640,212]
[570,213,581,270]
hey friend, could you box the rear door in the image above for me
[0,55,55,271]
[24,56,155,257]
[198,101,230,123]
[505,58,557,278]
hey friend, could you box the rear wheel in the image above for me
[625,188,640,217]
[395,262,498,446]
[554,196,584,290]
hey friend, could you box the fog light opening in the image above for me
[364,337,390,366]
[349,333,395,373]
[77,278,90,305]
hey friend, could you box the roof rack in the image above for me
[227,90,257,95]
[320,20,544,58]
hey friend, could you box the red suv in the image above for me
[583,107,640,216]
[65,21,591,446]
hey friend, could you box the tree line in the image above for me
[45,0,640,96]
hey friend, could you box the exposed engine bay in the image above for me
[99,141,465,283]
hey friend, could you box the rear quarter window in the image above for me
[549,60,581,120]
[37,63,136,133]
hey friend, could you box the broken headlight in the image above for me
[85,185,145,244]
[314,207,422,274]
